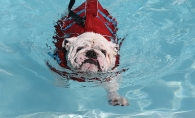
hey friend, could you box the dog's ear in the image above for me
[62,37,77,50]
[109,42,119,55]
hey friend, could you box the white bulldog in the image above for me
[62,32,129,106]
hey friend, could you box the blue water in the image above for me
[1,0,195,117]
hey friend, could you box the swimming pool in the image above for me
[0,0,195,117]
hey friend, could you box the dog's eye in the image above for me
[101,49,106,56]
[76,47,84,52]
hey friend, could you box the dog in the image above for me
[62,32,119,72]
[48,0,129,106]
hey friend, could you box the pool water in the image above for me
[1,0,195,117]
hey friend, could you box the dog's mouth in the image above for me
[80,59,101,72]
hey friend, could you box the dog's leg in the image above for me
[99,76,129,106]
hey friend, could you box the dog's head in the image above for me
[62,32,119,72]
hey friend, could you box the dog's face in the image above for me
[63,32,119,72]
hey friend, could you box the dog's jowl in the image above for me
[48,0,129,106]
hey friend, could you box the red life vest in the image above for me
[49,0,123,82]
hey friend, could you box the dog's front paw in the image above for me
[108,97,129,106]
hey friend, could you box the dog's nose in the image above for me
[86,50,97,59]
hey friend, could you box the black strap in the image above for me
[68,0,85,26]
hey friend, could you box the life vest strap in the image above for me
[68,0,85,26]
